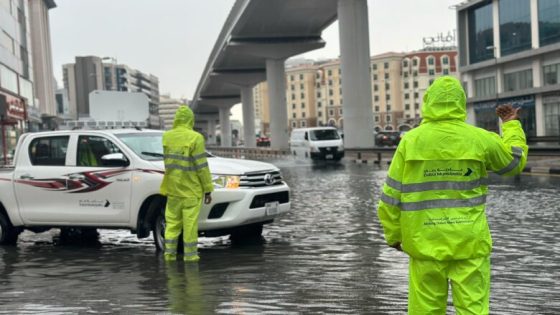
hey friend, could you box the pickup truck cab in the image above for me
[0,129,290,249]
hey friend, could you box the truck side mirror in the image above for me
[101,153,129,167]
[304,132,308,140]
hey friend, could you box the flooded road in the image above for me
[1,161,559,314]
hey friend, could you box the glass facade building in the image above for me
[468,3,494,64]
[499,0,532,56]
[538,0,560,47]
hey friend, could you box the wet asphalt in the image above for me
[0,160,559,314]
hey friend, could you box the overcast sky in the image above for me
[50,0,463,121]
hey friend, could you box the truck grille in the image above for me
[240,170,283,188]
[319,147,338,154]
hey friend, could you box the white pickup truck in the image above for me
[0,129,290,249]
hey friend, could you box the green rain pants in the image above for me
[164,196,202,262]
[408,256,490,315]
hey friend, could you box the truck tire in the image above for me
[153,210,166,251]
[0,212,19,245]
[230,223,263,242]
[153,209,183,253]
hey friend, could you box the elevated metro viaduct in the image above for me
[192,0,375,150]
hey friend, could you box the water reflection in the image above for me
[0,162,558,314]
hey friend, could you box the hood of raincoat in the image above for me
[421,76,467,122]
[173,105,194,129]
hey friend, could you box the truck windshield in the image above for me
[117,133,164,161]
[310,129,340,141]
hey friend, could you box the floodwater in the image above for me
[0,160,559,314]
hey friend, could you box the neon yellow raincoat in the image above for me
[160,106,213,262]
[377,76,527,314]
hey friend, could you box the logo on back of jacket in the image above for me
[423,168,473,177]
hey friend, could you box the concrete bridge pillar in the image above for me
[241,86,257,148]
[206,118,217,146]
[219,107,232,147]
[338,0,375,148]
[266,59,289,149]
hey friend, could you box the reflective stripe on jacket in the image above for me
[377,76,528,261]
[160,106,214,199]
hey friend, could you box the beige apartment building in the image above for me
[253,49,458,135]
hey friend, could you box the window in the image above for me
[292,104,296,109]
[318,101,322,108]
[404,82,409,89]
[442,56,449,65]
[290,75,294,81]
[415,103,420,109]
[372,64,377,70]
[375,106,380,112]
[374,95,379,102]
[404,72,409,78]
[443,69,449,75]
[329,109,334,116]
[0,64,18,94]
[386,115,392,122]
[543,63,560,85]
[403,60,409,67]
[385,73,389,80]
[293,113,296,118]
[385,83,390,90]
[329,89,333,96]
[317,91,322,98]
[428,57,434,65]
[414,92,419,98]
[29,136,69,166]
[77,136,124,167]
[291,84,295,90]
[300,120,307,128]
[300,93,305,99]
[504,69,533,91]
[413,81,418,88]
[543,94,560,135]
[386,94,391,101]
[301,102,305,108]
[412,58,418,66]
[429,79,435,85]
[429,69,435,76]
[299,74,304,80]
[329,80,333,86]
[474,77,496,97]
[373,74,378,80]
[330,100,334,105]
[292,121,297,128]
[291,94,296,100]
[0,31,14,54]
[405,93,409,99]
[302,112,306,118]
[539,0,560,46]
[374,115,380,122]
[328,70,332,76]
[384,62,389,69]
[387,105,392,111]
[499,0,531,56]
[468,3,494,63]
[318,111,323,117]
[413,71,418,77]
[405,104,410,110]
[374,84,378,91]
[300,84,304,89]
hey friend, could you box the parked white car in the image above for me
[289,127,344,161]
[0,129,290,249]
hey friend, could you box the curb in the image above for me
[523,166,560,174]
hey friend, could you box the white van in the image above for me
[289,127,344,161]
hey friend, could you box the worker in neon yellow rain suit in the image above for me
[160,106,213,262]
[377,76,527,314]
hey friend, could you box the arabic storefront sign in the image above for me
[423,30,457,48]
[0,91,26,122]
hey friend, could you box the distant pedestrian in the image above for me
[160,106,214,262]
[377,76,528,314]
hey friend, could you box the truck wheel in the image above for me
[230,224,263,242]
[153,209,184,253]
[0,212,19,245]
[153,210,166,251]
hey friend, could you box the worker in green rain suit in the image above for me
[160,106,213,262]
[377,76,527,314]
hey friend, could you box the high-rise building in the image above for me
[253,82,269,135]
[1,0,56,162]
[63,56,161,128]
[456,0,560,137]
[371,52,405,132]
[286,64,318,130]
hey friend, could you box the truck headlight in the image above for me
[310,145,320,153]
[212,175,240,189]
